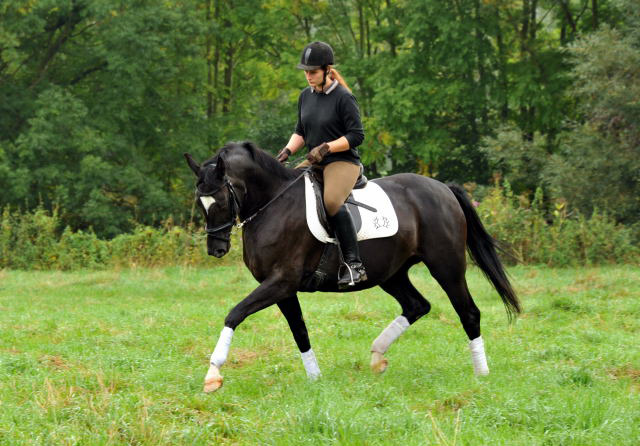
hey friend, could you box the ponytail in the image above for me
[328,66,351,93]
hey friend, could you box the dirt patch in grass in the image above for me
[565,271,604,293]
[431,390,476,413]
[39,354,70,370]
[2,347,22,354]
[608,364,640,382]
[227,348,261,368]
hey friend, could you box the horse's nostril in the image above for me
[212,249,227,258]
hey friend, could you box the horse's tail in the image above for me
[447,184,522,320]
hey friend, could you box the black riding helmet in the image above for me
[297,41,334,70]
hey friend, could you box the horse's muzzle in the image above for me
[210,248,227,258]
[207,237,230,258]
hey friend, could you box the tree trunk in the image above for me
[385,0,397,57]
[474,0,488,127]
[530,0,537,41]
[223,45,233,114]
[496,7,509,120]
[213,0,221,115]
[206,0,213,119]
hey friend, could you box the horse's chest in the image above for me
[242,235,285,281]
[242,228,314,283]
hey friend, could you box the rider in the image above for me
[277,41,367,288]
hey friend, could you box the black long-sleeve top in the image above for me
[294,83,364,165]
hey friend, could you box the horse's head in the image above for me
[185,152,238,258]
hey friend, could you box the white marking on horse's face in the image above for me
[200,196,216,214]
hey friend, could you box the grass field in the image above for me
[0,264,638,445]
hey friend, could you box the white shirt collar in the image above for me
[311,80,339,95]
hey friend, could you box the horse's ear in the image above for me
[215,156,226,179]
[184,153,200,177]
[242,141,258,158]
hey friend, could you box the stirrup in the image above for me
[338,262,367,289]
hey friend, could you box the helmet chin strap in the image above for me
[322,65,329,92]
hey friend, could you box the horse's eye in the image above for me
[200,196,216,214]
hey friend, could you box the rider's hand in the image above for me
[306,143,330,164]
[276,147,292,163]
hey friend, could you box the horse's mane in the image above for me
[218,141,300,181]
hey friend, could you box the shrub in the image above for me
[0,206,59,270]
[0,196,636,271]
[476,183,639,266]
[56,227,109,271]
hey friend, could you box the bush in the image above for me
[476,183,639,266]
[0,206,59,270]
[0,197,636,271]
[56,227,109,271]
[110,221,205,268]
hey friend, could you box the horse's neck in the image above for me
[234,168,289,220]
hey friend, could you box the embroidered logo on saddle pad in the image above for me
[304,173,398,244]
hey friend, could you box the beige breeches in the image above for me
[323,162,360,216]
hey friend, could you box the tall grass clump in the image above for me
[0,206,58,270]
[0,207,242,270]
[475,182,639,266]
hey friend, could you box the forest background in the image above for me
[0,0,638,267]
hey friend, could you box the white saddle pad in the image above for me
[304,173,399,244]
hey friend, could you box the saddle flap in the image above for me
[310,174,363,238]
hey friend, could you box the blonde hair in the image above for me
[328,66,351,93]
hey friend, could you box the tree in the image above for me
[544,6,640,224]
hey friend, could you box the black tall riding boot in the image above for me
[328,205,368,289]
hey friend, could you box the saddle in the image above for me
[300,167,399,291]
[304,167,398,244]
[308,165,372,237]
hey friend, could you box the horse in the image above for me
[184,141,521,393]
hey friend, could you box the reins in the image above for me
[236,166,311,228]
[200,166,311,239]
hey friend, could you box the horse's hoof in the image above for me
[203,365,223,393]
[370,352,388,374]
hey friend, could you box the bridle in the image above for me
[197,178,241,242]
[197,166,311,241]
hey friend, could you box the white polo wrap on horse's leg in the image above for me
[210,326,234,367]
[300,348,321,380]
[371,316,410,353]
[469,335,489,376]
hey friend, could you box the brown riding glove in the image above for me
[276,147,291,163]
[306,143,330,164]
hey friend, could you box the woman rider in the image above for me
[276,41,367,288]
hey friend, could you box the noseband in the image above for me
[197,178,241,242]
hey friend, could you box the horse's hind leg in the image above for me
[373,266,431,373]
[426,259,489,376]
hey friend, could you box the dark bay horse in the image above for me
[184,141,520,393]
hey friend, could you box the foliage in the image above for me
[0,206,243,270]
[480,125,550,195]
[475,182,639,266]
[0,206,58,270]
[1,185,637,271]
[1,0,637,237]
[544,16,640,225]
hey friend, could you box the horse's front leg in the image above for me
[278,296,321,379]
[204,277,294,393]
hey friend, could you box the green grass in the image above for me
[1,264,638,445]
